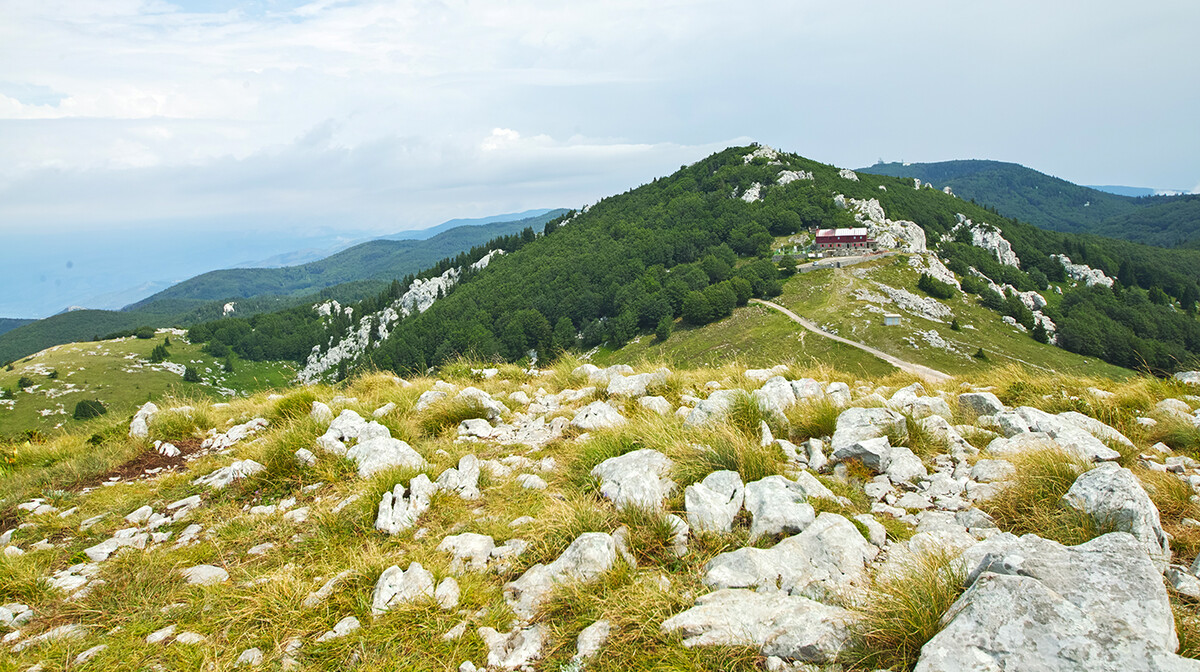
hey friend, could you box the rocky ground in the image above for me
[4,359,1200,670]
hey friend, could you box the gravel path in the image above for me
[751,299,954,384]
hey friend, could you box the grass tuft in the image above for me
[418,397,490,437]
[724,391,784,439]
[616,506,681,568]
[843,550,966,671]
[673,428,784,486]
[270,388,319,423]
[979,448,1110,546]
[786,396,841,441]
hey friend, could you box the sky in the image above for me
[1,0,1199,316]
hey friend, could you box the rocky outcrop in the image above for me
[1053,254,1115,288]
[298,251,504,384]
[1061,462,1170,569]
[917,532,1190,670]
[837,196,926,253]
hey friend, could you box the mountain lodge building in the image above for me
[815,227,874,253]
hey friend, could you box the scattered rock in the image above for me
[571,402,626,431]
[316,616,361,642]
[662,588,856,662]
[590,449,675,510]
[478,624,548,670]
[236,647,264,667]
[371,562,435,615]
[684,470,744,534]
[181,564,229,586]
[376,474,437,535]
[742,475,815,539]
[192,459,266,489]
[505,533,618,621]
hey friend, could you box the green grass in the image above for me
[774,259,1134,381]
[0,333,294,439]
[598,303,897,378]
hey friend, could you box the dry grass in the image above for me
[843,550,966,671]
[785,396,841,441]
[8,360,1200,670]
[979,448,1109,546]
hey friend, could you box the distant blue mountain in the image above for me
[382,209,561,241]
[1086,185,1158,198]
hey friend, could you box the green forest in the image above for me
[863,159,1200,248]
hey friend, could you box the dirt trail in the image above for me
[751,299,954,385]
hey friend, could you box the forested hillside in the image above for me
[0,318,33,337]
[128,211,567,313]
[862,159,1200,247]
[188,145,1200,378]
[0,214,565,365]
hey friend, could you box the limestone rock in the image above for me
[1174,371,1200,386]
[438,533,496,572]
[830,407,907,455]
[752,376,797,418]
[918,533,1191,671]
[832,436,893,472]
[505,532,617,621]
[684,470,744,533]
[684,389,740,428]
[129,402,158,439]
[573,619,612,662]
[743,475,815,539]
[192,459,266,489]
[478,624,548,670]
[1061,462,1170,569]
[181,564,229,586]
[311,401,333,423]
[435,577,460,609]
[590,449,675,510]
[704,513,876,599]
[316,616,361,642]
[437,454,482,500]
[371,562,435,615]
[346,436,425,478]
[571,402,626,431]
[638,396,671,415]
[236,647,264,667]
[661,588,856,662]
[375,474,437,535]
[607,369,669,398]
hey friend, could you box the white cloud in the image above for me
[0,0,1196,236]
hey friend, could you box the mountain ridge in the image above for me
[860,159,1200,247]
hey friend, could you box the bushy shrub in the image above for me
[917,273,956,300]
[655,316,673,342]
[134,326,155,339]
[149,342,170,363]
[182,366,201,382]
[72,399,107,420]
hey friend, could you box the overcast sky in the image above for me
[1,0,1199,314]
